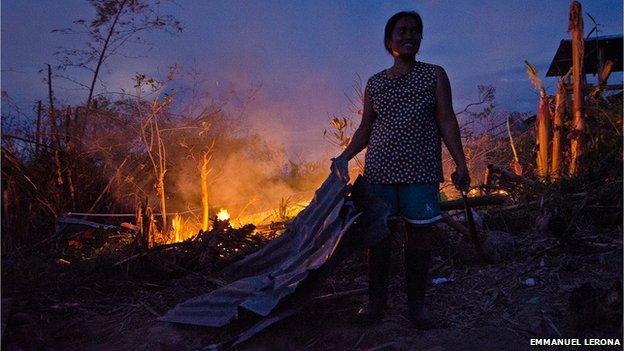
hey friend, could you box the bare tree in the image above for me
[53,0,182,116]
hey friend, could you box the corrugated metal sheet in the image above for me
[160,173,382,328]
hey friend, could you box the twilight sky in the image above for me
[2,0,622,159]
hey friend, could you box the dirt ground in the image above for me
[2,223,622,350]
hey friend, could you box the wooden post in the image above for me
[536,95,551,180]
[568,1,584,177]
[550,79,566,182]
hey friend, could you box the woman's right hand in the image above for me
[330,155,349,182]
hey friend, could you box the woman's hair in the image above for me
[384,11,423,55]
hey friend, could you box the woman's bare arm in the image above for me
[434,66,470,187]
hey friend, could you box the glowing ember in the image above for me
[217,208,230,221]
[468,188,480,197]
[493,189,510,196]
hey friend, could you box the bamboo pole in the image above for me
[568,1,584,177]
[550,79,566,182]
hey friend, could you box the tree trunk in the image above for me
[85,0,128,120]
[550,80,566,182]
[47,64,64,187]
[35,101,42,155]
[157,175,167,235]
[65,106,76,209]
[591,60,615,100]
[506,116,522,176]
[156,119,167,235]
[200,152,210,232]
[568,1,584,177]
[536,95,551,180]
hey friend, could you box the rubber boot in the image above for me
[356,235,391,325]
[404,223,435,329]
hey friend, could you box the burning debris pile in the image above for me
[53,208,290,282]
[159,216,280,271]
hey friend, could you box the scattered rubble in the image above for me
[2,163,622,350]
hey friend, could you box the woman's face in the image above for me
[387,17,422,57]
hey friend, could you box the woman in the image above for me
[331,11,470,328]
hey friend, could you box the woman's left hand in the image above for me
[451,166,470,192]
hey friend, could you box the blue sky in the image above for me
[2,0,622,158]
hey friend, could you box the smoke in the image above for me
[162,87,331,226]
[166,126,328,225]
[122,58,351,228]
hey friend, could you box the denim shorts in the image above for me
[363,182,442,225]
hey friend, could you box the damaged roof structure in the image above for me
[546,34,623,77]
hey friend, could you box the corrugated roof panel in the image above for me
[546,35,623,77]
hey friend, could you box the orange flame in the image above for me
[217,208,230,221]
[171,214,182,242]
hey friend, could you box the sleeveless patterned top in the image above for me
[363,61,444,184]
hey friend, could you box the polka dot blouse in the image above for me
[363,61,444,184]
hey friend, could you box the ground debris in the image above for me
[2,192,622,350]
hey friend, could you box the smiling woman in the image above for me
[384,11,423,59]
[330,10,471,329]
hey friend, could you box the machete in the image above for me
[452,172,488,264]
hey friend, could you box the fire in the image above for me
[231,201,309,228]
[217,208,230,221]
[468,188,480,197]
[171,214,182,242]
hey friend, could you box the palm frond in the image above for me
[524,60,546,97]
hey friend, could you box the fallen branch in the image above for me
[311,288,367,302]
[440,194,507,212]
[113,241,192,266]
[486,164,537,186]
